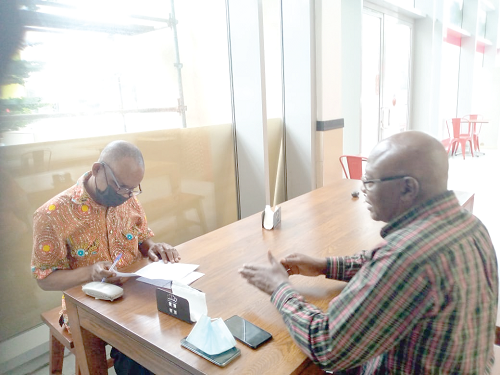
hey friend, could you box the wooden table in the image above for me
[64,180,473,375]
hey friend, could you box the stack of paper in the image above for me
[115,262,204,286]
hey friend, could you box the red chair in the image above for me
[339,155,367,180]
[462,114,483,153]
[447,118,474,160]
[441,119,453,155]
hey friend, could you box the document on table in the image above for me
[115,262,204,285]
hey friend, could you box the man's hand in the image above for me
[239,251,289,295]
[145,241,181,263]
[280,253,327,277]
[90,261,122,284]
[37,261,122,291]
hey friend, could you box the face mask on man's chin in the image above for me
[95,185,130,207]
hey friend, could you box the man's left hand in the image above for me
[146,242,180,263]
[239,251,289,295]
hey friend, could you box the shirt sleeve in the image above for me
[271,251,435,372]
[326,250,370,281]
[31,207,71,279]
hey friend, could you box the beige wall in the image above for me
[316,128,344,188]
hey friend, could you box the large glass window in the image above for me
[0,0,237,342]
[439,41,461,134]
[1,0,232,146]
[262,0,285,206]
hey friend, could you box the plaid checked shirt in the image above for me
[272,191,498,374]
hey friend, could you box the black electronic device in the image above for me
[180,338,240,367]
[224,315,272,349]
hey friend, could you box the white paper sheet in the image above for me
[134,262,199,281]
[137,271,204,287]
[115,272,141,278]
[115,262,199,281]
[179,271,204,285]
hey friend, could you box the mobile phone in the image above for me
[180,338,240,367]
[224,315,272,349]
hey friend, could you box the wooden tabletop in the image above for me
[64,181,472,374]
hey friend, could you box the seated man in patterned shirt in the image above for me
[32,140,179,375]
[240,131,498,374]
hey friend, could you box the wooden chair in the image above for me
[339,155,367,180]
[41,306,114,374]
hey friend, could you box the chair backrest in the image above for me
[462,114,483,135]
[339,155,367,180]
[449,118,472,138]
[462,114,483,121]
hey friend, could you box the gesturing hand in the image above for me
[280,253,327,277]
[239,251,289,295]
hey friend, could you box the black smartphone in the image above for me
[180,338,240,367]
[224,315,272,349]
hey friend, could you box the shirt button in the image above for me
[110,230,113,234]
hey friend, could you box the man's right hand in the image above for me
[37,261,121,291]
[90,261,121,284]
[280,253,327,277]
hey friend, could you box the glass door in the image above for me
[361,8,412,156]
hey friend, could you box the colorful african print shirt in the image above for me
[31,172,154,279]
[272,191,498,374]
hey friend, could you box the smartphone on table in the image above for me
[180,338,240,367]
[224,315,273,349]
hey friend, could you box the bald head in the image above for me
[369,131,448,203]
[98,141,144,169]
[362,131,449,222]
[94,140,145,195]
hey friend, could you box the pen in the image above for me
[102,253,122,282]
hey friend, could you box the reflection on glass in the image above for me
[262,0,285,206]
[444,0,464,28]
[380,16,411,140]
[477,9,487,39]
[361,12,411,155]
[1,0,232,146]
[0,1,236,342]
[0,125,237,341]
[361,13,382,156]
[439,42,461,138]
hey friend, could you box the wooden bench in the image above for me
[41,306,113,374]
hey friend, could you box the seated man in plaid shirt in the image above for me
[240,131,498,374]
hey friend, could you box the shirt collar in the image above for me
[380,190,459,238]
[71,171,95,205]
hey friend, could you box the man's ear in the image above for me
[91,162,103,176]
[400,176,419,202]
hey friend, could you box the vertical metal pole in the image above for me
[170,0,187,128]
[117,75,127,132]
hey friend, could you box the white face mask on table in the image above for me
[186,314,237,355]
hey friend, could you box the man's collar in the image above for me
[71,171,94,205]
[380,191,458,238]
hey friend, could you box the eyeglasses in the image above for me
[361,175,409,191]
[101,162,142,197]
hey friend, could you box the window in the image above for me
[1,0,232,145]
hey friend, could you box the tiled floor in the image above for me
[11,148,500,375]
